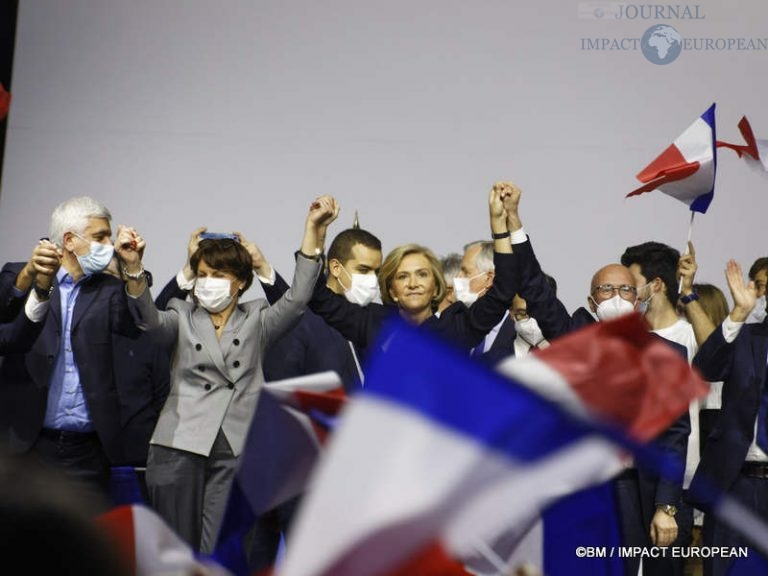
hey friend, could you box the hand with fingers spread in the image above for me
[725,259,757,323]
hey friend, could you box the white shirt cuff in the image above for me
[257,267,276,286]
[176,269,195,291]
[510,227,528,245]
[722,316,744,343]
[25,290,50,323]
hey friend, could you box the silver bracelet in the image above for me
[121,264,145,280]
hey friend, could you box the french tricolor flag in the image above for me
[627,103,717,213]
[214,372,346,575]
[97,504,233,576]
[277,315,706,576]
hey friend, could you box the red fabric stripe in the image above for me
[534,314,707,441]
[293,389,346,416]
[383,540,472,576]
[626,163,700,198]
[95,505,137,576]
[716,116,760,160]
[0,83,10,120]
[636,143,692,183]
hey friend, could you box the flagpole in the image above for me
[471,538,514,576]
[678,210,695,293]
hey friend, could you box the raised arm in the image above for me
[677,241,716,345]
[693,260,756,382]
[259,196,338,345]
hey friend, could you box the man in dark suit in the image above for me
[690,260,768,576]
[505,187,690,576]
[0,197,141,502]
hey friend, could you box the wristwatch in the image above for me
[656,503,678,517]
[33,284,53,300]
[679,292,699,305]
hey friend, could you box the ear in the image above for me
[587,295,597,313]
[485,270,495,289]
[62,232,77,253]
[328,258,343,279]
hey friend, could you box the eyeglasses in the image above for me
[592,284,637,300]
[512,309,529,321]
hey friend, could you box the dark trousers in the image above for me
[146,429,238,554]
[31,429,111,510]
[613,470,691,576]
[702,473,768,576]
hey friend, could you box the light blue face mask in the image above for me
[73,233,114,276]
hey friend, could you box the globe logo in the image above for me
[594,7,604,18]
[641,24,682,65]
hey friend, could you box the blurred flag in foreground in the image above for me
[98,504,232,576]
[278,315,705,576]
[627,103,717,213]
[214,372,346,575]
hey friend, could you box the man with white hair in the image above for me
[0,196,142,503]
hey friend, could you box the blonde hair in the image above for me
[379,244,447,308]
[693,283,729,326]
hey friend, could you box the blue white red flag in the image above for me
[627,103,717,213]
[213,372,346,576]
[277,315,706,576]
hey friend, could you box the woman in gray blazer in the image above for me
[115,196,338,553]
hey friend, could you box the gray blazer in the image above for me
[129,256,321,457]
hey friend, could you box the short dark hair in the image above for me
[749,257,768,281]
[327,228,382,264]
[543,272,558,295]
[190,238,254,294]
[620,241,680,304]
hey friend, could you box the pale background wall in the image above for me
[1,0,766,312]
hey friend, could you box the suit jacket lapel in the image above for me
[192,306,230,379]
[71,277,99,333]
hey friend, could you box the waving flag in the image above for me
[214,372,346,576]
[97,504,232,576]
[627,103,717,213]
[277,315,706,576]
[716,115,768,172]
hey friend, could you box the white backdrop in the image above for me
[1,0,767,312]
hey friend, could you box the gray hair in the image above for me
[440,253,462,287]
[48,197,112,247]
[463,240,495,274]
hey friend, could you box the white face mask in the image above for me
[515,317,545,347]
[194,277,233,313]
[73,234,114,276]
[339,265,379,307]
[593,294,636,322]
[747,295,768,324]
[453,272,486,306]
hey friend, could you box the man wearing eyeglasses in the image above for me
[503,186,690,576]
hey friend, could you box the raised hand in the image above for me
[32,240,62,291]
[677,241,698,296]
[235,232,273,278]
[725,259,757,322]
[115,225,145,271]
[308,195,340,229]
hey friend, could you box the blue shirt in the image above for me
[43,269,94,431]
